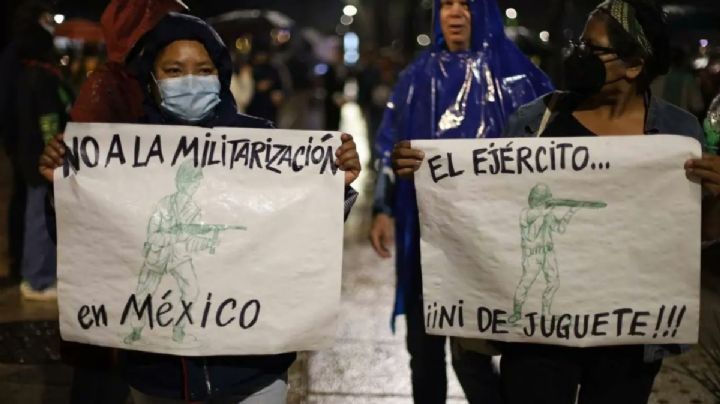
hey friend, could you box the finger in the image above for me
[370,228,391,258]
[393,158,422,169]
[338,159,361,173]
[396,168,416,177]
[346,158,361,171]
[370,231,383,255]
[48,142,65,164]
[688,168,720,185]
[337,149,359,164]
[335,140,357,157]
[47,150,64,167]
[686,169,702,184]
[687,158,720,171]
[42,155,62,171]
[38,169,54,183]
[378,230,391,258]
[39,154,60,169]
[50,140,66,156]
[44,147,61,163]
[377,244,391,258]
[336,152,360,168]
[340,133,353,142]
[392,148,425,160]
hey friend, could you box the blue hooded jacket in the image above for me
[373,0,554,328]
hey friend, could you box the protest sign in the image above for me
[413,135,701,346]
[56,122,345,356]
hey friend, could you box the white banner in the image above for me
[56,123,345,356]
[413,135,701,347]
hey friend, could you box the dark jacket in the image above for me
[0,42,22,151]
[123,13,295,401]
[16,61,73,185]
[503,91,704,143]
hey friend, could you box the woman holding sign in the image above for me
[394,0,720,403]
[39,12,361,404]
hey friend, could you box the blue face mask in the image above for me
[155,74,221,123]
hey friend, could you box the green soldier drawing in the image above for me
[124,161,245,344]
[508,183,606,324]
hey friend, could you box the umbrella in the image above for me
[207,9,294,44]
[55,18,104,44]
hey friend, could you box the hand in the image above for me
[336,133,361,186]
[369,213,394,258]
[392,140,424,179]
[685,153,720,196]
[39,133,65,183]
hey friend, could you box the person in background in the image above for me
[70,0,187,124]
[230,49,255,113]
[0,6,29,283]
[246,43,285,123]
[371,0,553,403]
[323,48,346,131]
[699,49,720,113]
[12,0,71,300]
[40,12,360,403]
[651,47,704,117]
[358,49,397,164]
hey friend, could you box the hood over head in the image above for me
[135,12,269,127]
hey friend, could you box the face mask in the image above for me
[562,42,620,98]
[155,74,221,123]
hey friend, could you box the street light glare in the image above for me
[343,5,358,17]
[505,8,518,20]
[417,34,431,47]
[340,15,354,26]
[539,31,550,42]
[54,14,65,24]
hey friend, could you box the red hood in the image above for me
[101,0,187,63]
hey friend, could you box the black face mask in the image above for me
[562,42,619,98]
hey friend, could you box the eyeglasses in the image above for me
[569,39,617,56]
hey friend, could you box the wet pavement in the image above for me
[1,103,719,403]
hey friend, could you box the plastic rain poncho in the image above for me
[373,0,554,328]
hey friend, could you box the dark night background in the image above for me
[3,0,720,54]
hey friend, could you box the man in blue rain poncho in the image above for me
[369,0,553,402]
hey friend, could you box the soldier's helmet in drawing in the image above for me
[528,183,552,208]
[176,160,204,191]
